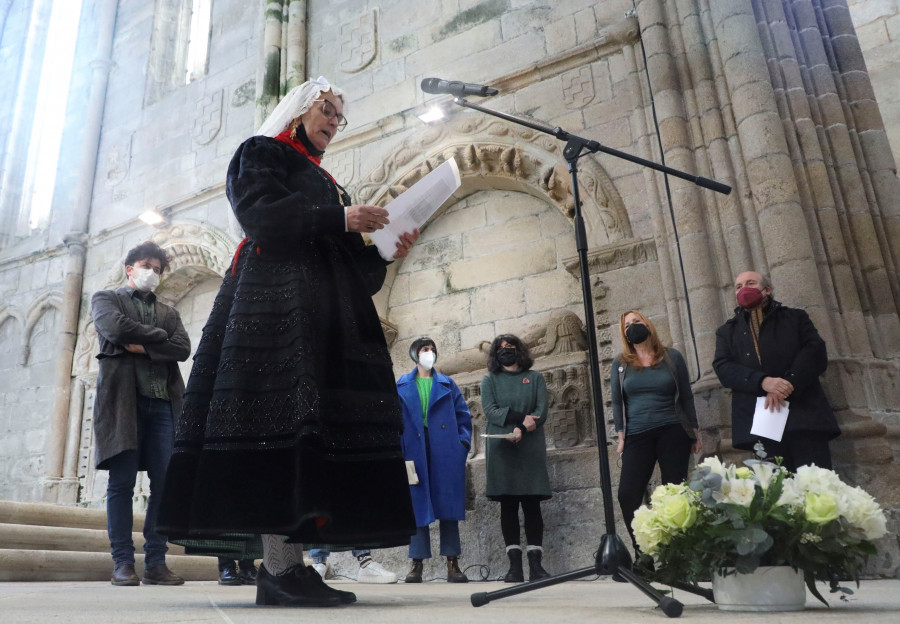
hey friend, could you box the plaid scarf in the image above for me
[747,305,765,365]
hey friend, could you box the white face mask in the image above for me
[131,266,160,292]
[418,351,436,371]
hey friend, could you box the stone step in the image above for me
[0,549,219,582]
[0,500,144,532]
[0,523,186,556]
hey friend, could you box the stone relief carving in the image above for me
[192,89,224,146]
[104,221,238,299]
[565,237,658,277]
[441,310,588,377]
[72,318,98,377]
[440,341,492,376]
[380,317,398,347]
[340,10,377,73]
[20,292,63,366]
[522,309,589,357]
[106,133,132,186]
[325,150,356,187]
[350,114,631,247]
[459,360,594,458]
[562,66,595,109]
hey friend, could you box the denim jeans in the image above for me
[309,548,370,563]
[409,520,461,559]
[106,397,175,567]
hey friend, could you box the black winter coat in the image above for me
[158,136,415,551]
[713,301,841,450]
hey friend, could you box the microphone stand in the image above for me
[452,96,729,618]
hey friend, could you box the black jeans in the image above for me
[617,423,693,551]
[755,432,833,472]
[498,496,544,547]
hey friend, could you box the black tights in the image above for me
[499,496,544,547]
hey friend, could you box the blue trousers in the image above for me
[309,548,370,563]
[409,520,461,559]
[106,397,174,567]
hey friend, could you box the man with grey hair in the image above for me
[713,271,840,471]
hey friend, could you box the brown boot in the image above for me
[111,563,139,586]
[405,559,423,583]
[141,563,185,585]
[446,556,468,583]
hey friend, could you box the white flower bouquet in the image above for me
[632,458,888,605]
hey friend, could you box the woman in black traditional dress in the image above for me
[158,77,419,607]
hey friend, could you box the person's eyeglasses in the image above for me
[313,99,348,131]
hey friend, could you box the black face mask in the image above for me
[497,348,518,366]
[625,323,650,345]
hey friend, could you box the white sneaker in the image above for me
[312,562,333,579]
[356,557,398,584]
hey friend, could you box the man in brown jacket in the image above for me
[91,241,190,586]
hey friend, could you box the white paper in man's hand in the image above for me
[750,396,790,442]
[368,158,461,260]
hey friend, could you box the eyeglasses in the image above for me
[313,99,348,131]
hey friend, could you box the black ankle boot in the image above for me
[405,559,423,583]
[527,549,550,581]
[256,563,351,607]
[504,548,524,583]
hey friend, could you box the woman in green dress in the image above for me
[480,334,551,583]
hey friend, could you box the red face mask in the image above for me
[737,286,765,309]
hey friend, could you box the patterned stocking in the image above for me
[261,534,305,575]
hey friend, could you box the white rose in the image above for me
[699,456,727,478]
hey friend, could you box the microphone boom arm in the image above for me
[452,97,731,195]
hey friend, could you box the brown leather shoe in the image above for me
[142,563,185,585]
[405,559,423,583]
[111,563,140,586]
[446,556,468,583]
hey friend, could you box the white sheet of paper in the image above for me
[368,158,461,260]
[750,396,790,442]
[481,433,517,440]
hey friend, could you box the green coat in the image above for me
[480,369,551,500]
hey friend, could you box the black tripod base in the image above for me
[470,534,685,617]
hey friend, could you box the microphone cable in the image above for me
[633,2,702,383]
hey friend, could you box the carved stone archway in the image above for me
[102,220,237,305]
[351,113,632,249]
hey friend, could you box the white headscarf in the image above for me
[255,76,345,138]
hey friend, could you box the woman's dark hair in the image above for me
[124,241,170,273]
[409,336,437,363]
[487,334,533,373]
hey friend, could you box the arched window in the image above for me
[184,0,212,84]
[145,0,212,105]
[23,0,83,233]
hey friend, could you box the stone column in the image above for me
[816,0,900,355]
[284,0,307,91]
[706,0,834,342]
[635,0,723,376]
[255,0,285,128]
[254,1,307,129]
[43,0,118,503]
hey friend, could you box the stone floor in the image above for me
[1,577,899,623]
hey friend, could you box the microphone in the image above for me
[420,77,499,97]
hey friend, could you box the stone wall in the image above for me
[849,0,900,159]
[0,0,898,578]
